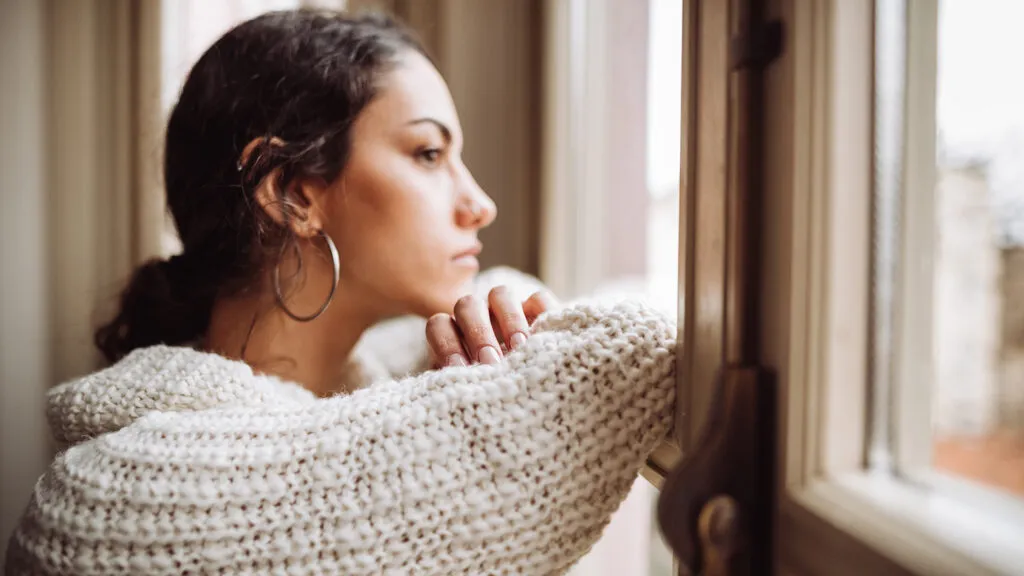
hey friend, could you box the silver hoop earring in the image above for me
[273,229,340,322]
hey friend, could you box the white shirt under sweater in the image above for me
[4,274,677,575]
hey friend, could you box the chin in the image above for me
[415,281,476,317]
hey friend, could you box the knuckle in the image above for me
[426,313,451,331]
[455,295,477,311]
[426,320,460,350]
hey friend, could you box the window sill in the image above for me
[787,472,1024,575]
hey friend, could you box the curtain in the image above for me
[0,0,164,548]
[48,0,165,382]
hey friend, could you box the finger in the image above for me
[426,313,468,368]
[488,286,530,351]
[523,290,559,325]
[453,295,503,365]
[489,310,507,354]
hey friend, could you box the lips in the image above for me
[453,242,482,261]
[452,242,482,268]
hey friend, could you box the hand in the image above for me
[426,286,558,369]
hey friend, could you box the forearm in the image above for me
[9,301,676,575]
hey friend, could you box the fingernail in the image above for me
[510,332,527,350]
[446,354,467,367]
[479,346,501,365]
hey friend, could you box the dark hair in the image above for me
[95,10,427,363]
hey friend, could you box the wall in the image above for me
[0,0,51,553]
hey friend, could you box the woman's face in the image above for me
[319,50,496,319]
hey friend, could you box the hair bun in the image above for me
[94,253,214,363]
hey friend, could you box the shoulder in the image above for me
[47,345,317,447]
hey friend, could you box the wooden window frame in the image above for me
[644,0,734,486]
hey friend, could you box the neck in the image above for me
[205,285,382,398]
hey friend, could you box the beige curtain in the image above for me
[0,0,164,548]
[48,0,165,382]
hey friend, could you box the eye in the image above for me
[416,147,443,167]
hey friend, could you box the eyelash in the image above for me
[416,147,444,166]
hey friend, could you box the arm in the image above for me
[7,301,675,575]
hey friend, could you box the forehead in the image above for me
[354,51,460,135]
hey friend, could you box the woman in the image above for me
[5,10,677,575]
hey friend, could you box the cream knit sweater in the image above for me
[5,295,676,574]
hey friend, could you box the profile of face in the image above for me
[95,13,499,365]
[303,50,496,320]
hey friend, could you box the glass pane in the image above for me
[646,0,683,318]
[931,0,1024,497]
[877,0,1024,498]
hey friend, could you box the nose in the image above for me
[455,168,497,230]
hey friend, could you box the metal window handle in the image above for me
[696,495,743,576]
[656,366,776,576]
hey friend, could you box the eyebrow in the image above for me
[406,117,453,144]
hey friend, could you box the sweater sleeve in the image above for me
[6,302,676,576]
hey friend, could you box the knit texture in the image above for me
[5,300,676,575]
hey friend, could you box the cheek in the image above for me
[329,159,456,286]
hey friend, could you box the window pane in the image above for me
[877,0,1024,499]
[931,0,1024,497]
[645,0,683,318]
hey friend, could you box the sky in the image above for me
[938,0,1024,244]
[938,0,1024,159]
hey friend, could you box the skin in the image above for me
[204,50,555,397]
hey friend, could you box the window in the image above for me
[540,0,681,318]
[768,0,1024,572]
[541,1,682,574]
[645,0,684,317]
[924,0,1024,497]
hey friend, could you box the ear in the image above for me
[242,137,329,239]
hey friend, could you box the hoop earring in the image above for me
[273,229,340,322]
